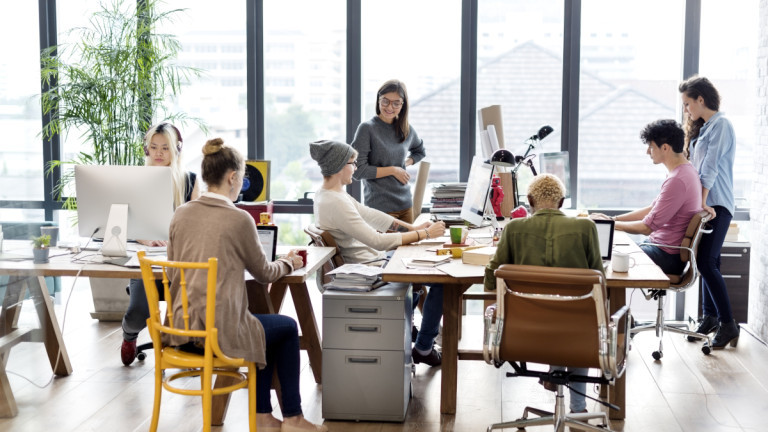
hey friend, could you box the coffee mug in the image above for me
[450,226,467,244]
[611,250,635,273]
[296,249,307,266]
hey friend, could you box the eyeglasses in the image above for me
[379,97,404,109]
[347,161,358,167]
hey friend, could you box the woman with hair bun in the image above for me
[165,138,326,432]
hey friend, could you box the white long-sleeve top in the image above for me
[313,188,403,264]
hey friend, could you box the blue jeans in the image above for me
[639,244,686,276]
[550,366,588,412]
[254,314,303,417]
[698,206,733,323]
[122,278,163,341]
[413,284,443,352]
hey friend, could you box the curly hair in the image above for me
[527,174,565,206]
[679,76,720,154]
[640,119,685,153]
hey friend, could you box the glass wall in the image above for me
[699,0,759,211]
[360,0,462,201]
[263,0,346,202]
[0,2,43,212]
[577,0,685,210]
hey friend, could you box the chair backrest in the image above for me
[304,223,345,285]
[138,250,242,365]
[492,264,628,379]
[670,209,712,287]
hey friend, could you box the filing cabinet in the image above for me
[697,242,750,323]
[322,283,412,422]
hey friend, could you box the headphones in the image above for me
[144,122,183,156]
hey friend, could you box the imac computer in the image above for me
[460,156,494,227]
[75,165,174,257]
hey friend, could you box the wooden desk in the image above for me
[0,242,333,420]
[382,231,668,419]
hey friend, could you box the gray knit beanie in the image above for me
[309,140,355,176]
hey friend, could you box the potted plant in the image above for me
[39,0,204,319]
[31,235,52,264]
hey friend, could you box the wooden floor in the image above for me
[2,277,767,432]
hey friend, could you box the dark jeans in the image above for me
[122,278,163,341]
[254,314,302,417]
[698,206,733,323]
[639,244,686,276]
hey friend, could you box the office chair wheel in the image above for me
[137,351,147,361]
[652,350,663,360]
[701,345,711,355]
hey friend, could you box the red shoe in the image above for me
[121,339,137,366]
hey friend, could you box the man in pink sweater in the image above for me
[591,119,702,275]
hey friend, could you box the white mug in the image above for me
[611,250,635,273]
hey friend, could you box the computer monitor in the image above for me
[539,151,571,199]
[75,165,174,257]
[460,156,494,227]
[257,225,278,261]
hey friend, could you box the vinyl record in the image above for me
[242,160,270,201]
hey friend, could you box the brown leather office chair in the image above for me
[304,223,345,287]
[632,209,713,360]
[483,264,630,432]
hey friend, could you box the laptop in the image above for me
[257,225,278,261]
[593,219,615,267]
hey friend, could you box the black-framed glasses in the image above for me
[347,160,358,167]
[379,97,403,109]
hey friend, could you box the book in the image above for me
[461,246,497,265]
[323,264,385,291]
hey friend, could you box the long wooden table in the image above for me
[0,241,334,419]
[381,231,669,419]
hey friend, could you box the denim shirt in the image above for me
[690,112,735,215]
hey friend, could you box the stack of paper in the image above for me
[405,255,452,268]
[323,264,385,292]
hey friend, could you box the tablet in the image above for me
[257,225,278,261]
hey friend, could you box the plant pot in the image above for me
[33,247,50,264]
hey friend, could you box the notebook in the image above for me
[594,219,615,263]
[257,225,278,261]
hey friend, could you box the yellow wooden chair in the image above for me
[137,250,257,432]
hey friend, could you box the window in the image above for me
[361,0,462,202]
[166,0,247,172]
[263,0,346,201]
[476,0,565,201]
[700,0,759,210]
[0,1,43,205]
[577,0,685,209]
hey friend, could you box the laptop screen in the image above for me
[256,225,278,261]
[593,219,615,260]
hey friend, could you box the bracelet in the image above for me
[424,229,430,239]
[416,230,421,241]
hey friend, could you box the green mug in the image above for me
[450,226,467,244]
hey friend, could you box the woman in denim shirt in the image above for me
[679,76,739,350]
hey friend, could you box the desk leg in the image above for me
[608,287,626,420]
[287,282,322,384]
[440,283,471,415]
[28,276,72,376]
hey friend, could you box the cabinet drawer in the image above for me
[322,348,410,421]
[323,317,408,350]
[324,298,405,320]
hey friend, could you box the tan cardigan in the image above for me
[165,194,294,367]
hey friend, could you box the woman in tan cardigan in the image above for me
[167,138,326,432]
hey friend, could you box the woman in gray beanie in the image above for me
[310,139,446,366]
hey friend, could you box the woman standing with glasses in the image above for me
[351,79,426,223]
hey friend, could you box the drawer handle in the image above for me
[347,357,379,364]
[722,275,741,279]
[347,325,380,333]
[347,307,380,314]
[720,253,743,258]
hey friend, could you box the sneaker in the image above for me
[121,339,137,366]
[413,347,442,366]
[687,315,718,342]
[411,325,419,343]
